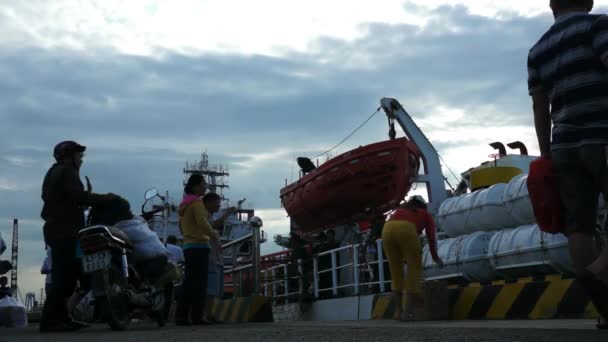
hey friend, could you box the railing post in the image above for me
[264,270,269,296]
[353,244,360,295]
[298,259,304,295]
[232,244,237,296]
[313,256,319,298]
[377,239,386,293]
[284,263,289,298]
[253,226,260,294]
[238,270,243,297]
[272,268,277,297]
[331,251,338,296]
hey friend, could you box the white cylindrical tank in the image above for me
[502,174,535,227]
[423,231,495,282]
[437,183,513,237]
[487,224,572,278]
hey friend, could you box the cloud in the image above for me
[256,209,290,255]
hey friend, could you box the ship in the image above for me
[253,98,607,322]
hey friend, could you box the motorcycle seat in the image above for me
[79,225,132,249]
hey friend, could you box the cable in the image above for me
[311,107,381,160]
[438,153,460,186]
[308,106,461,191]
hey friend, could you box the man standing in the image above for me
[528,0,608,327]
[40,141,114,332]
[202,193,236,322]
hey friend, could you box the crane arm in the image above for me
[380,98,448,215]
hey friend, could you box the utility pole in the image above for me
[11,218,18,291]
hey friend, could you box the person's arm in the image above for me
[210,207,237,229]
[592,15,608,68]
[424,211,441,263]
[528,55,552,158]
[62,167,111,206]
[532,90,552,158]
[192,201,219,240]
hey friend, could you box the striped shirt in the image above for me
[528,12,608,149]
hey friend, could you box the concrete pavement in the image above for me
[2,320,607,342]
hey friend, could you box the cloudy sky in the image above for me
[0,0,601,298]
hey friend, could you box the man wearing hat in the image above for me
[40,141,115,332]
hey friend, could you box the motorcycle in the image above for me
[77,187,175,331]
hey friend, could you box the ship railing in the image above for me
[223,226,261,297]
[259,239,393,301]
[313,239,391,297]
[261,260,304,300]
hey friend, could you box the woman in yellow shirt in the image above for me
[175,174,218,325]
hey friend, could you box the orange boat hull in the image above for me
[280,137,421,232]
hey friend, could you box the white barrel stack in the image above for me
[423,172,575,282]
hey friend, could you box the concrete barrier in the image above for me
[371,275,600,320]
[210,295,273,323]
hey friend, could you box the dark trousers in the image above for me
[163,284,174,320]
[176,248,209,323]
[41,239,78,324]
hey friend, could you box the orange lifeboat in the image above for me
[280,137,421,232]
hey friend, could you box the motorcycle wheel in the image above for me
[97,267,132,331]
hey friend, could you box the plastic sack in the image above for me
[0,296,28,328]
[527,157,564,234]
[114,216,170,264]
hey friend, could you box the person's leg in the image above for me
[204,295,215,321]
[382,222,404,320]
[218,264,225,300]
[569,233,598,274]
[163,284,174,321]
[205,262,218,322]
[555,146,608,322]
[41,239,78,331]
[401,224,424,320]
[176,249,195,324]
[66,290,85,318]
[584,145,608,285]
[190,248,209,324]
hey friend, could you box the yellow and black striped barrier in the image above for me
[209,295,273,323]
[372,275,600,320]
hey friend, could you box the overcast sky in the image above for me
[1,1,601,297]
